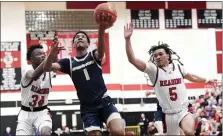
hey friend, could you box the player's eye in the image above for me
[75,35,81,39]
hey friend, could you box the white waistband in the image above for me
[162,103,188,114]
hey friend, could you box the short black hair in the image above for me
[72,31,90,44]
[26,44,43,61]
[148,42,183,65]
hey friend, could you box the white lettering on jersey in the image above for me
[72,60,95,71]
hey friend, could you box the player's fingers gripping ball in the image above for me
[94,3,117,27]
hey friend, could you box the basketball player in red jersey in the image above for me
[16,43,63,136]
[124,23,217,135]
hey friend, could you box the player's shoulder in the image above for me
[22,65,33,77]
[144,61,157,72]
[57,57,72,67]
[89,49,98,58]
[59,57,70,62]
[21,65,34,88]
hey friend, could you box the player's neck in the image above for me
[76,50,87,57]
[159,63,169,68]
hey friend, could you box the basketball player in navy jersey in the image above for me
[124,23,217,135]
[43,25,125,136]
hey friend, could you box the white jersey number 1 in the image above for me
[83,68,90,80]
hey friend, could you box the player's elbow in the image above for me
[128,57,135,64]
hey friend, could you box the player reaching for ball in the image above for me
[43,4,124,136]
[124,23,217,135]
[16,43,64,136]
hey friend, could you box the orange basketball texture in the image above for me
[94,3,117,25]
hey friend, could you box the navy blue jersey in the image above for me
[57,49,107,107]
[154,102,164,122]
[157,101,162,111]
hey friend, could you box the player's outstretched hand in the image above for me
[50,36,65,56]
[124,23,134,39]
[206,79,218,85]
[207,79,218,84]
[97,12,114,30]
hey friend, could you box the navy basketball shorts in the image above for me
[81,103,121,133]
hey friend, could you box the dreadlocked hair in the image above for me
[26,44,43,61]
[148,42,184,65]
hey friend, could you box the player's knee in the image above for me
[39,126,51,136]
[88,130,102,136]
[184,130,194,136]
[154,121,163,134]
[110,127,125,136]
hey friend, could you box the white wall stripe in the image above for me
[216,51,222,54]
[0,89,206,101]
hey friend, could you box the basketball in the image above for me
[94,3,117,26]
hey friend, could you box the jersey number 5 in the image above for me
[169,87,177,101]
[29,95,45,107]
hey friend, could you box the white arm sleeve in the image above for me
[144,61,158,84]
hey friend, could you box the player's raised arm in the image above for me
[124,23,146,72]
[94,25,107,61]
[94,21,113,61]
[43,37,65,72]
